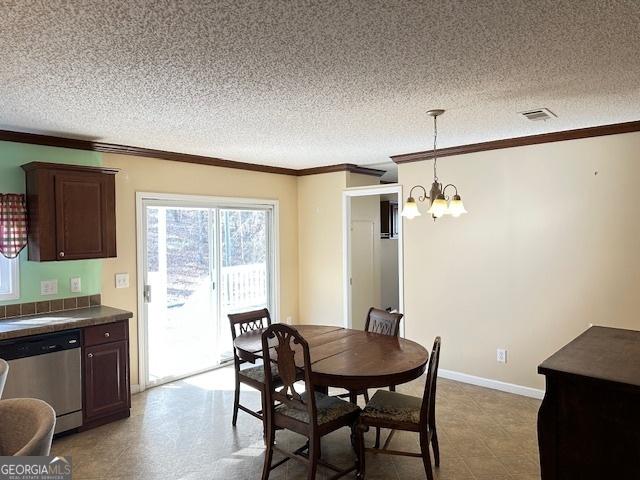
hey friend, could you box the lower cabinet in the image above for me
[82,321,131,428]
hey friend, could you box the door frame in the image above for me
[135,191,280,392]
[342,184,404,335]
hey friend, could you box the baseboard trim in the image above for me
[130,384,141,395]
[439,369,545,400]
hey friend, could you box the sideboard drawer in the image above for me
[84,321,128,347]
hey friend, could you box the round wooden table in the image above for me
[233,325,429,391]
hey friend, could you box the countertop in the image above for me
[538,326,640,388]
[0,305,133,341]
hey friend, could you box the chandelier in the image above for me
[401,109,467,220]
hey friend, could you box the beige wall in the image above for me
[100,154,299,386]
[380,238,399,311]
[297,172,348,326]
[399,132,640,389]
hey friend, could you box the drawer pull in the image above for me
[88,353,93,358]
[104,332,110,338]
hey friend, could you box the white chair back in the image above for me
[0,398,56,456]
[0,359,8,398]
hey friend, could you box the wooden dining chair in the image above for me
[338,308,403,406]
[364,307,403,338]
[261,324,361,480]
[228,308,279,427]
[355,337,441,480]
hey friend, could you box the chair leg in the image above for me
[260,390,268,444]
[420,435,434,480]
[356,424,367,480]
[232,374,240,426]
[350,423,359,468]
[431,427,440,467]
[374,427,381,449]
[261,420,275,480]
[389,385,396,392]
[308,435,320,480]
[363,390,370,403]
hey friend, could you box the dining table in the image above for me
[233,324,430,396]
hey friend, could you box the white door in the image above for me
[141,199,274,387]
[350,220,375,330]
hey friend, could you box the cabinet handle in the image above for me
[88,353,93,358]
[104,332,110,338]
[59,252,65,258]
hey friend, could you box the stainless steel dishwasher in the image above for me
[0,329,83,433]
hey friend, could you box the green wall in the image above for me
[0,141,103,305]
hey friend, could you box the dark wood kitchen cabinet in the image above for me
[22,162,118,261]
[380,200,398,239]
[82,321,131,429]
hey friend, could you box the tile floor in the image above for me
[52,366,541,479]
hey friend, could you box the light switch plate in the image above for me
[115,273,130,289]
[41,279,58,296]
[70,277,82,293]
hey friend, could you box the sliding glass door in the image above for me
[218,208,271,360]
[141,197,274,387]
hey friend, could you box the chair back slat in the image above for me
[262,324,317,426]
[420,337,441,431]
[364,307,403,337]
[228,308,271,341]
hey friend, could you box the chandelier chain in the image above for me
[433,114,438,182]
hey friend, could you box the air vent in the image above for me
[519,108,557,121]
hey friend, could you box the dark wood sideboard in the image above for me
[537,326,640,479]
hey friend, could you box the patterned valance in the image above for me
[0,194,28,259]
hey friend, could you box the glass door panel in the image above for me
[218,208,270,361]
[145,205,217,385]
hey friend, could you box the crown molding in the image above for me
[0,129,297,175]
[295,163,385,177]
[0,129,384,177]
[390,120,640,164]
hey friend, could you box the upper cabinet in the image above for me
[380,200,399,239]
[22,162,118,261]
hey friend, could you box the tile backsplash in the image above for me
[0,294,101,319]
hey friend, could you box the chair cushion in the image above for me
[239,364,279,383]
[360,389,422,425]
[275,391,360,425]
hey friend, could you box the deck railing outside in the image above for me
[221,262,268,311]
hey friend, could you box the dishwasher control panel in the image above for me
[0,329,81,360]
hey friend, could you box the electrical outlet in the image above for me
[286,316,293,325]
[115,273,130,289]
[40,279,58,296]
[497,348,507,364]
[70,277,82,293]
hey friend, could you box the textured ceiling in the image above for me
[1,1,639,168]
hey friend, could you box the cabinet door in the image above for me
[380,201,391,238]
[84,340,130,420]
[54,171,116,260]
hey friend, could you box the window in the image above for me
[0,256,19,301]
